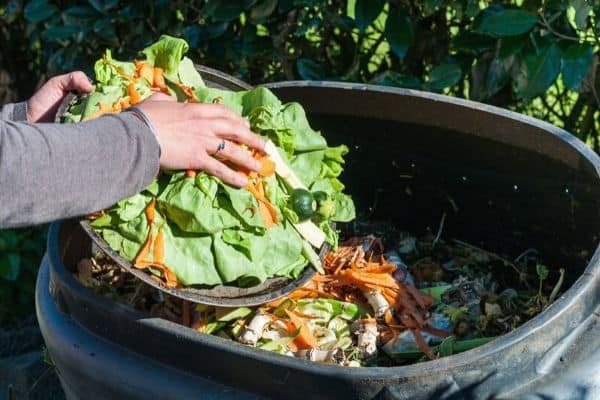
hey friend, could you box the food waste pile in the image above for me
[75,225,564,367]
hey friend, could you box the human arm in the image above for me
[0,78,264,228]
[0,113,160,228]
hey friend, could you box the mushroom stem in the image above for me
[353,319,379,359]
[238,312,271,346]
[364,289,390,319]
[295,348,346,364]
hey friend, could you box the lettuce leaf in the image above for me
[64,36,356,288]
[178,57,205,88]
[142,34,189,78]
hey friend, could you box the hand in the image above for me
[136,93,266,187]
[27,71,93,123]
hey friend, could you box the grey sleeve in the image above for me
[0,112,160,228]
[0,102,28,122]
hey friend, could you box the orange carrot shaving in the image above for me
[128,83,142,105]
[153,228,165,263]
[245,182,278,227]
[153,67,166,90]
[257,156,276,177]
[286,310,318,349]
[176,83,197,102]
[120,99,131,110]
[133,198,179,288]
[145,198,156,222]
[134,232,153,266]
[136,61,154,84]
[258,201,275,228]
[186,170,197,178]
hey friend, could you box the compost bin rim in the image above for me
[264,80,600,176]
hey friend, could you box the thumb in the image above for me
[57,71,93,94]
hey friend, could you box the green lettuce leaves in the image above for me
[69,36,355,288]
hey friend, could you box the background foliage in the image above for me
[0,0,598,323]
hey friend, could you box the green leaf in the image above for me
[470,54,514,101]
[205,0,248,22]
[425,62,463,91]
[385,7,415,60]
[568,0,592,30]
[438,335,457,357]
[515,43,562,100]
[0,253,20,281]
[536,264,549,281]
[248,0,278,23]
[452,32,495,55]
[296,58,327,80]
[177,57,205,88]
[420,285,453,302]
[474,7,538,37]
[354,0,385,32]
[215,306,253,322]
[562,43,593,91]
[24,0,58,23]
[142,35,190,78]
[498,36,527,59]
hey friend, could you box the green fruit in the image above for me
[290,188,316,221]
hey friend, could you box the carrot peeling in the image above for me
[153,67,166,90]
[286,310,318,349]
[128,83,142,105]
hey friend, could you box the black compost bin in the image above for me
[36,80,600,400]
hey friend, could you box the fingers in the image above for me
[209,138,261,172]
[145,92,176,102]
[55,71,93,94]
[188,103,245,122]
[203,117,265,151]
[197,156,248,187]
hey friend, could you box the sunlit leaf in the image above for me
[515,43,562,100]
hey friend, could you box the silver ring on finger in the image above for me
[214,139,226,156]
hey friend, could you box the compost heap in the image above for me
[78,224,564,367]
[64,35,355,288]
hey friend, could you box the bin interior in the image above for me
[307,112,600,284]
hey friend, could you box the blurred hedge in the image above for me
[1,0,599,322]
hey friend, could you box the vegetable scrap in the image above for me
[76,224,564,367]
[62,35,356,289]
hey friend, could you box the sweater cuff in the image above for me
[0,102,28,122]
[117,112,161,189]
